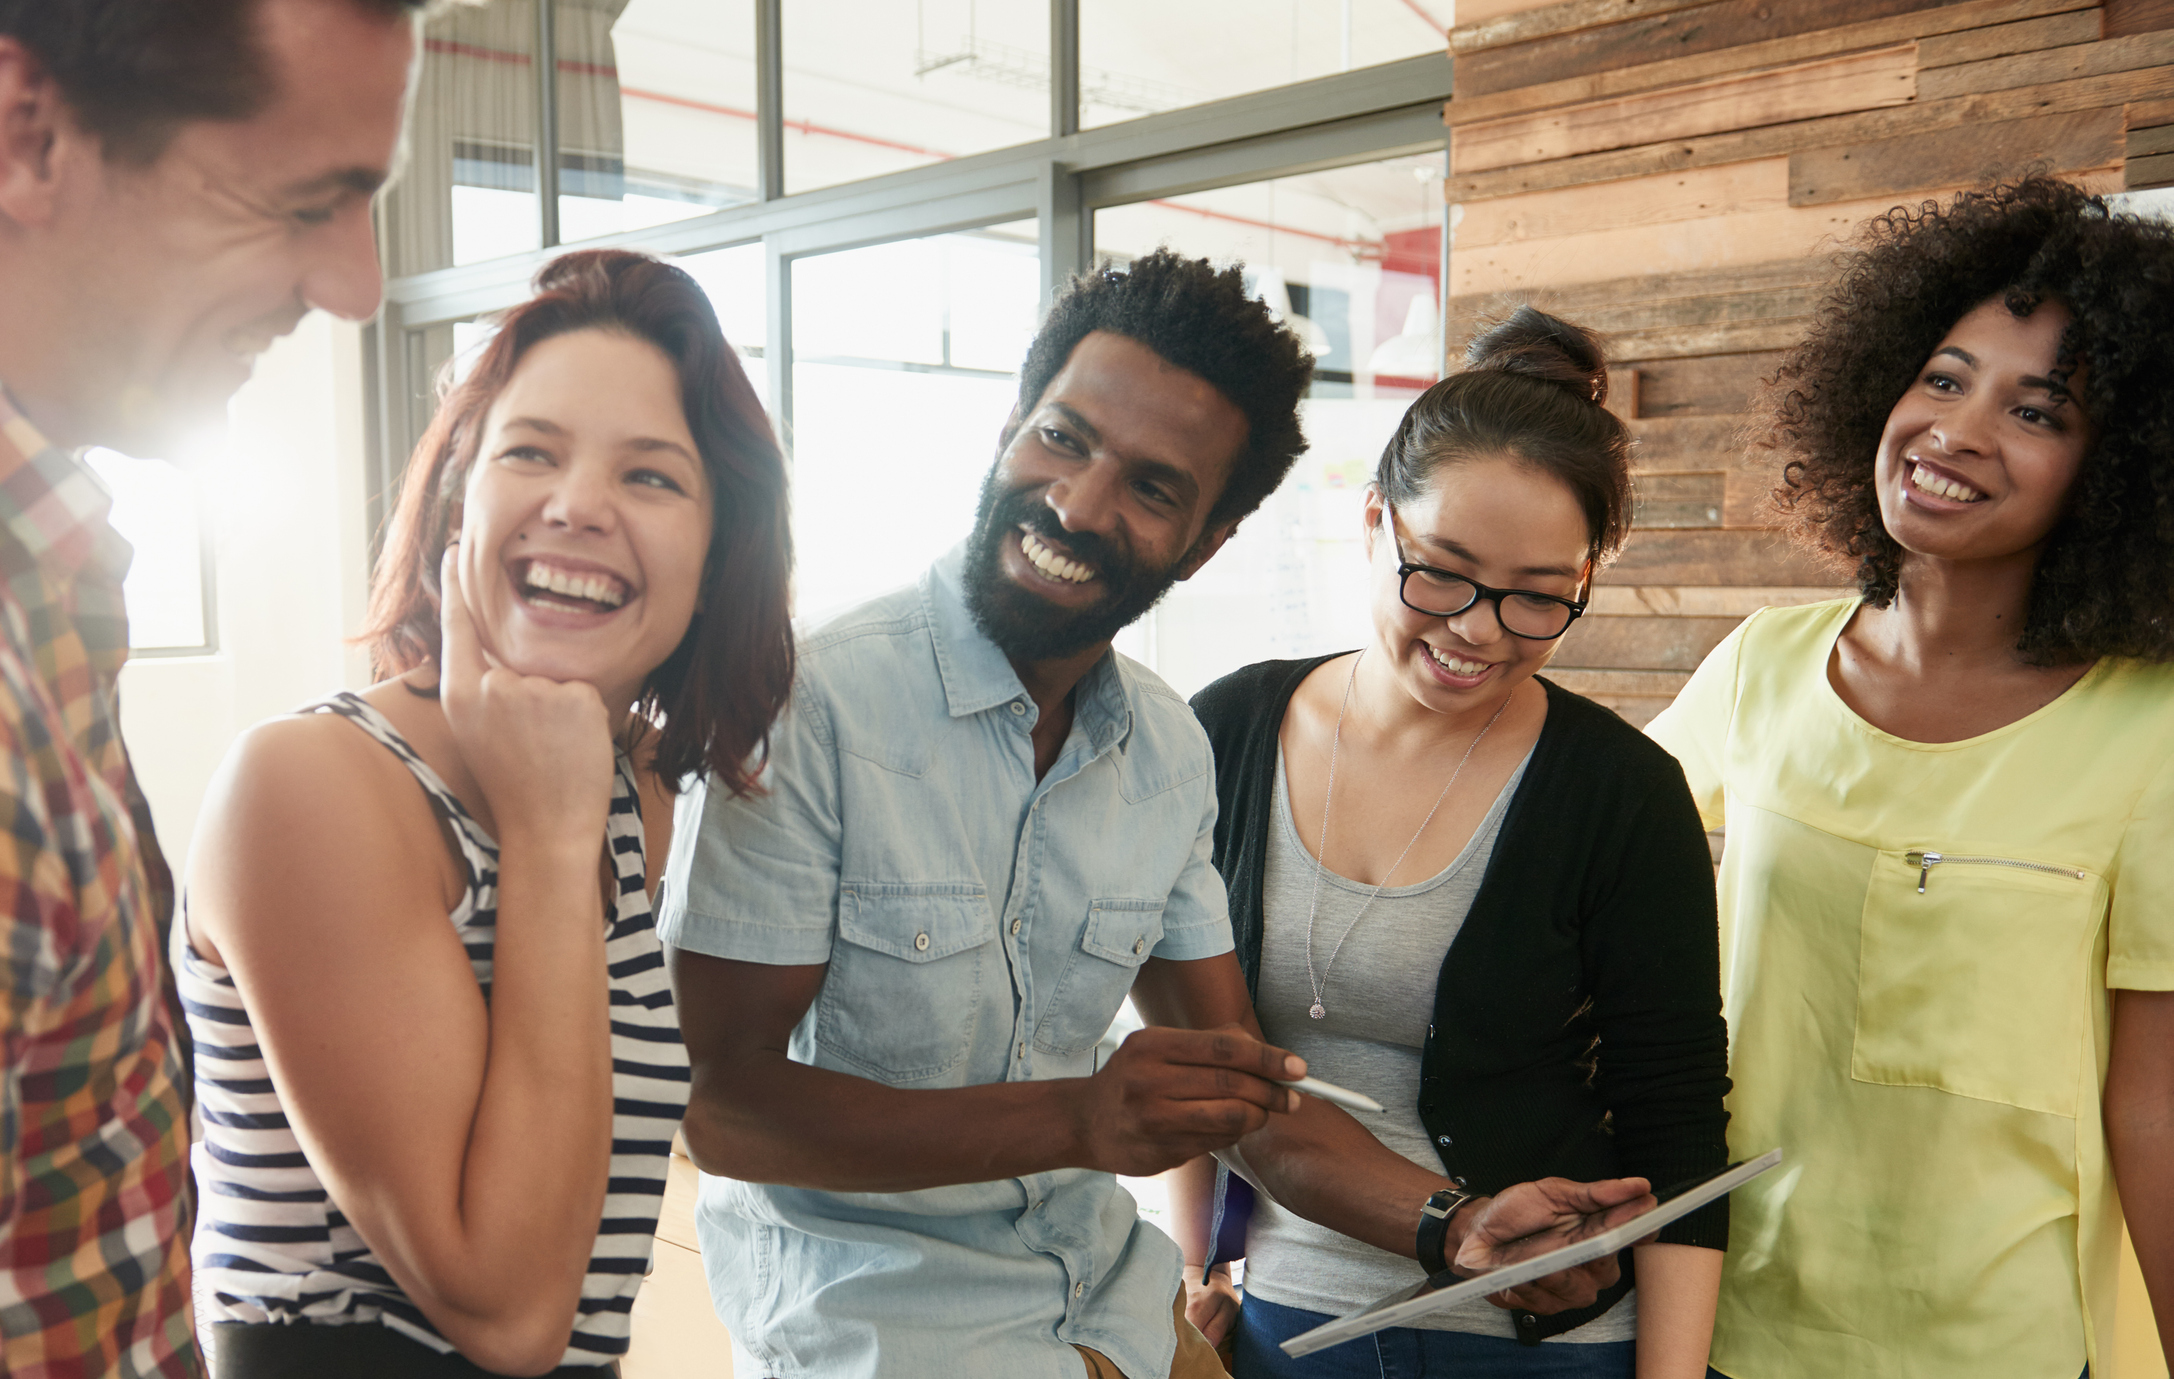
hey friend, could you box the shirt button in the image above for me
[1452,1176,1468,1188]
[1010,918,1022,935]
[1132,938,1145,956]
[1520,1313,1538,1327]
[1074,1282,1086,1298]
[1437,1135,1452,1147]
[914,931,930,951]
[1017,1041,1027,1060]
[1010,700,1027,715]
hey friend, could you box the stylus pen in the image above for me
[1281,1075,1384,1115]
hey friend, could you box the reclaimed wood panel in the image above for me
[1452,0,1718,53]
[1452,45,1917,173]
[2132,97,2174,126]
[1634,471,1727,527]
[1788,107,2125,205]
[2129,149,2174,185]
[1630,414,1746,469]
[1453,205,1864,297]
[1725,467,1783,526]
[1455,0,1949,98]
[2133,124,2174,154]
[1919,29,2174,99]
[1586,584,1845,615]
[1917,8,2105,66]
[2106,0,2174,33]
[1447,67,2169,200]
[1629,351,1782,416]
[1606,528,1841,583]
[1554,613,1744,669]
[1455,159,1790,247]
[1451,258,1825,348]
[1444,0,2096,126]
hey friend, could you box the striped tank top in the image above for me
[177,692,690,1364]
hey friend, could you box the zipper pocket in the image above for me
[1902,850,2088,895]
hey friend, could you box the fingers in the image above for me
[437,545,489,695]
[1486,1256,1620,1316]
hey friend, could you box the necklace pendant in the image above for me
[1309,1002,1326,1020]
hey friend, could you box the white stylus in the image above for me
[1282,1075,1384,1114]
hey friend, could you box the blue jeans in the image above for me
[1232,1294,1636,1379]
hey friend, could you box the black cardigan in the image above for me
[1192,656,1731,1343]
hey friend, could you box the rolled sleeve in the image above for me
[2109,751,2174,991]
[658,677,844,967]
[1148,772,1233,963]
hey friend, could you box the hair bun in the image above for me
[1463,305,1610,406]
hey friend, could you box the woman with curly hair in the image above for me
[1647,175,2174,1379]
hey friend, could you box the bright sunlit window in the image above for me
[83,449,213,656]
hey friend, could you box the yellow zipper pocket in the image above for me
[1901,850,2088,895]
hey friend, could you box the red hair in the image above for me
[360,249,793,796]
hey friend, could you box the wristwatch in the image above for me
[1416,1187,1478,1277]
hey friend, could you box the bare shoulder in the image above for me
[192,705,461,952]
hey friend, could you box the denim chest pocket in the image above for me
[818,883,994,1084]
[1851,847,2105,1118]
[1031,899,1167,1056]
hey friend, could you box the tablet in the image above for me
[1280,1147,1784,1358]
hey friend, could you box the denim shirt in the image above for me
[658,546,1233,1379]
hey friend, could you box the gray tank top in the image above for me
[1240,743,1637,1342]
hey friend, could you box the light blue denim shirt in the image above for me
[658,545,1233,1379]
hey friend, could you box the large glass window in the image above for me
[783,1,1049,195]
[1080,0,1448,129]
[555,0,760,243]
[382,3,542,274]
[1093,154,1446,696]
[787,222,1039,621]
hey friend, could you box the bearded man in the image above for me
[662,251,1648,1379]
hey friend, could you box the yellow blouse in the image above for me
[1648,598,2174,1379]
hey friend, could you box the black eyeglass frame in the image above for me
[1385,511,1590,642]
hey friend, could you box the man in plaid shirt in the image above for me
[0,2,422,1372]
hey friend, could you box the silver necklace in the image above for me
[1302,650,1511,1020]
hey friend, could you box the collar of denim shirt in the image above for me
[924,543,1136,759]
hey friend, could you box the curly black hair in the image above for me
[1015,248,1314,532]
[1757,175,2174,664]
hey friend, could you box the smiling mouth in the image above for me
[1020,528,1096,584]
[519,558,630,612]
[1909,461,1987,503]
[1424,644,1493,678]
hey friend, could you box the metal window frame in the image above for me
[368,5,1453,509]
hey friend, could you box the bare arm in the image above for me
[188,564,618,1376]
[669,947,1303,1193]
[1631,1242,1722,1378]
[2107,988,2174,1359]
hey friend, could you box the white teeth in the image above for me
[522,561,627,608]
[1020,529,1094,584]
[1426,645,1489,677]
[1909,462,1985,503]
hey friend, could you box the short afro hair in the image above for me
[1015,248,1314,532]
[1757,175,2174,664]
[0,0,436,164]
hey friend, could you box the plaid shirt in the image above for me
[0,389,197,1377]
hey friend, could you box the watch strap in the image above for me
[1416,1187,1475,1276]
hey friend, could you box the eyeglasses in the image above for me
[1386,511,1588,641]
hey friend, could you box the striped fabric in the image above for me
[0,388,197,1378]
[178,692,688,1365]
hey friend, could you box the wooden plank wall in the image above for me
[1443,0,2169,725]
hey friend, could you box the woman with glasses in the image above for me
[1172,306,1731,1379]
[1648,178,2174,1379]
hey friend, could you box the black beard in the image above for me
[960,466,1186,664]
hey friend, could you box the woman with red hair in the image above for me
[178,249,792,1378]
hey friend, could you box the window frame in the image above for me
[366,0,1456,543]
